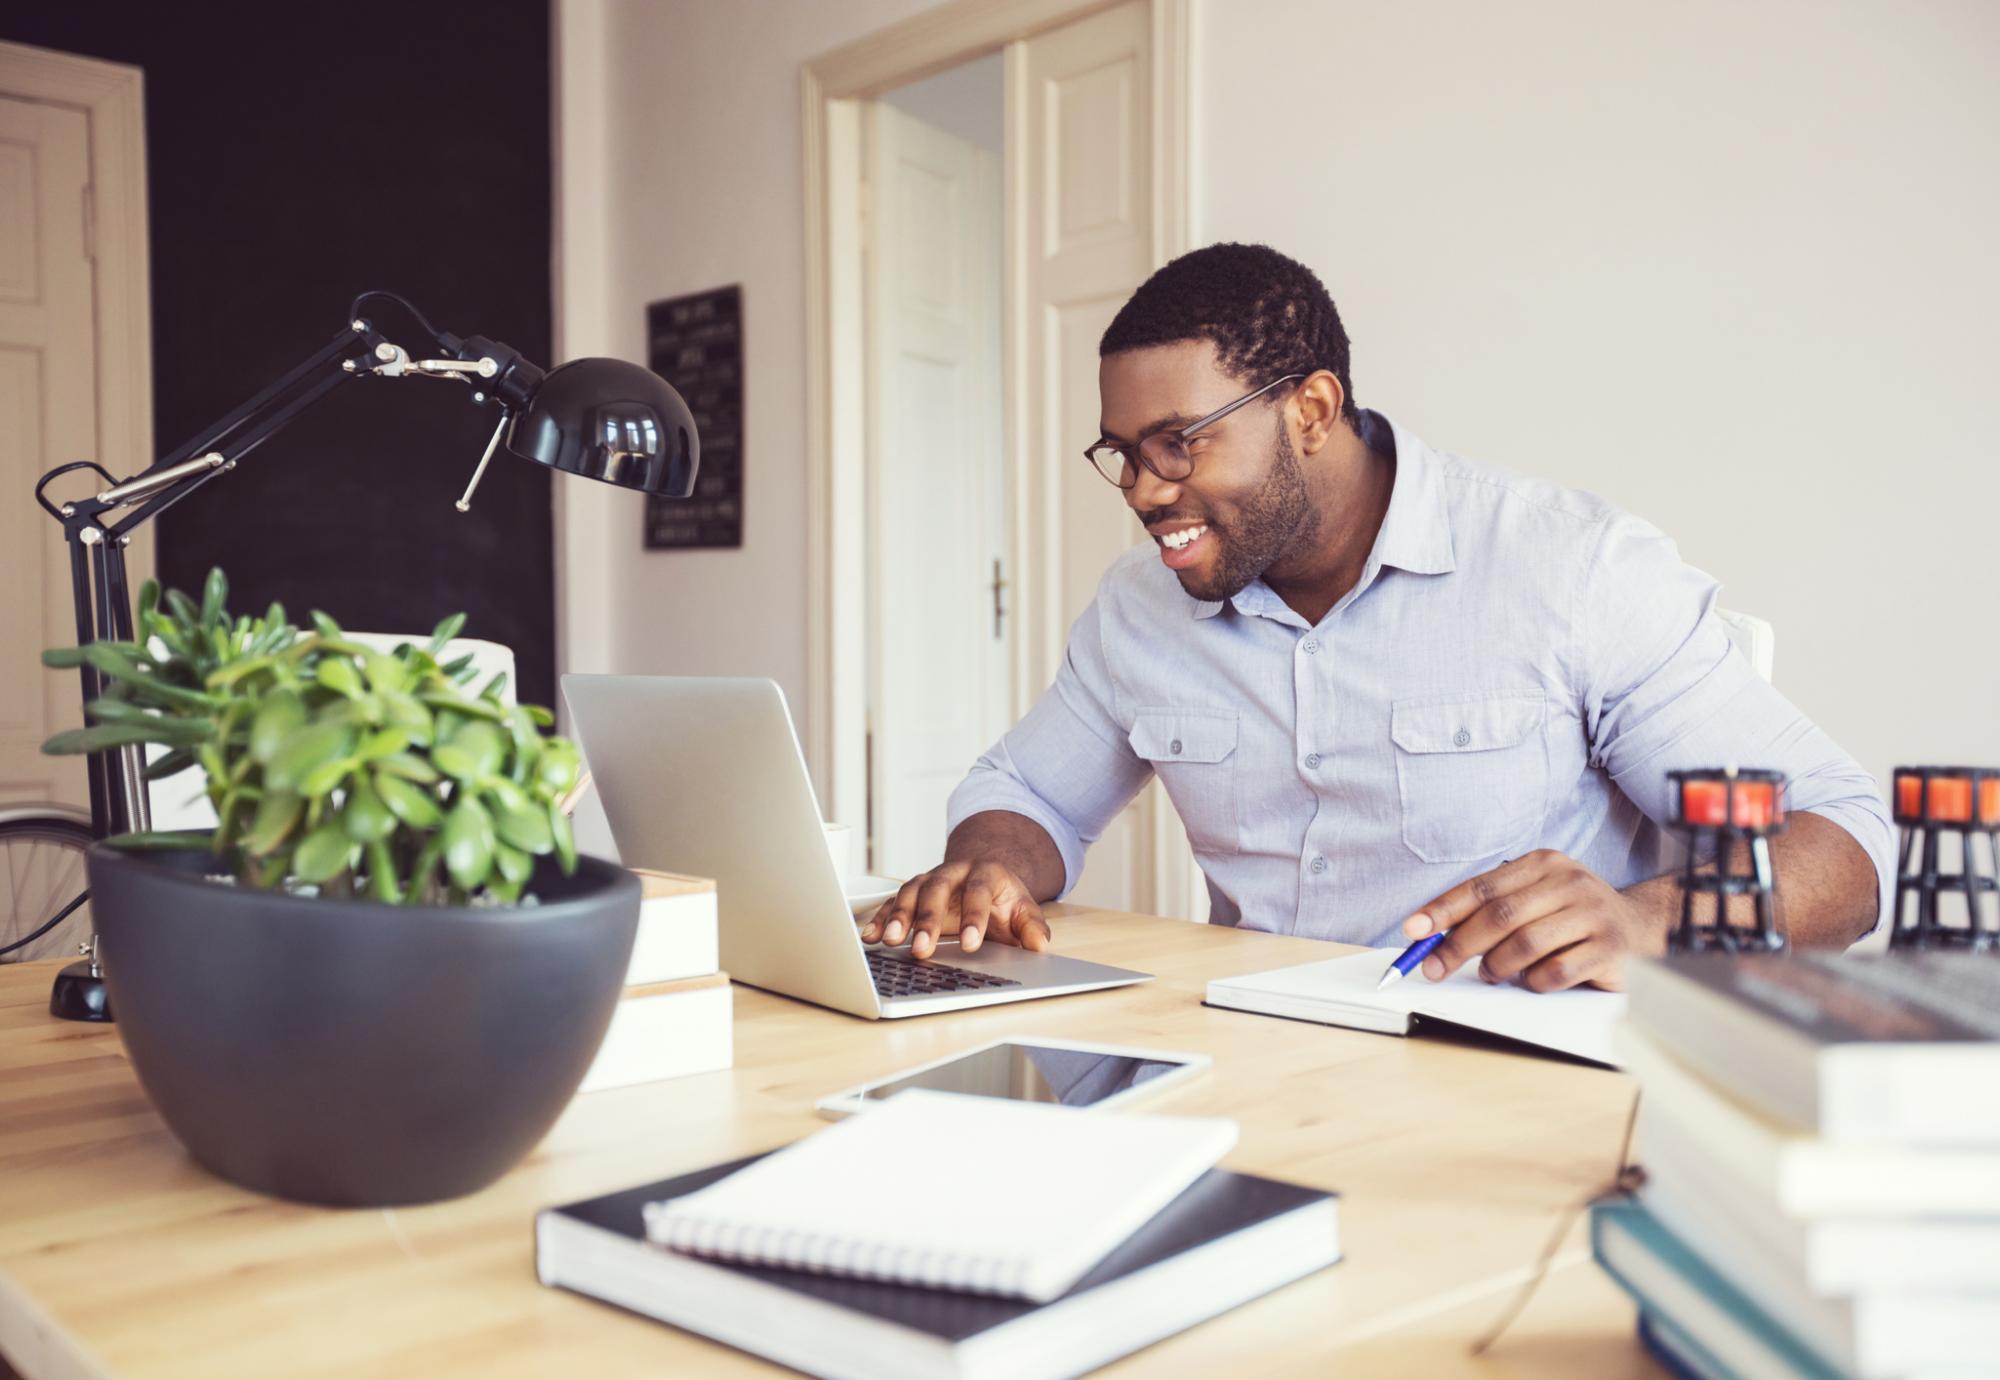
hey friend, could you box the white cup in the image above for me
[821,822,854,879]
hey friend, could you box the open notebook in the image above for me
[641,1089,1238,1302]
[1205,948,1625,1066]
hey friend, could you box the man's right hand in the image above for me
[859,859,1052,959]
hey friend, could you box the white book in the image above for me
[1205,947,1624,1066]
[1626,951,2000,1144]
[642,1089,1238,1302]
[1638,1091,2000,1295]
[1617,1023,2000,1217]
[1634,1153,2000,1378]
[625,869,718,987]
[578,973,733,1094]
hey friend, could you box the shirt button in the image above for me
[1300,638,1320,655]
[1310,856,1328,874]
[1453,727,1471,747]
[1170,738,1183,755]
[1303,752,1322,769]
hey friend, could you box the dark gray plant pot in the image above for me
[85,842,640,1207]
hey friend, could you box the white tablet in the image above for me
[813,1036,1210,1119]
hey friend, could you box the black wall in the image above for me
[2,2,558,708]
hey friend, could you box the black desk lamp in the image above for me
[31,291,699,1020]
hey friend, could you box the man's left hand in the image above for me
[1399,850,1671,993]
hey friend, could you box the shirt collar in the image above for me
[1189,407,1455,621]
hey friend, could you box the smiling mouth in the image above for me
[1158,524,1207,551]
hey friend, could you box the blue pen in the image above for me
[1375,928,1446,990]
[1378,858,1510,990]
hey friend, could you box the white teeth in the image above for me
[1160,525,1207,551]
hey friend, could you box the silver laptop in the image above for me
[561,675,1150,1019]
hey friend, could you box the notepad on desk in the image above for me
[640,1088,1238,1302]
[1205,947,1626,1066]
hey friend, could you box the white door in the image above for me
[0,93,96,813]
[864,102,1010,880]
[1009,0,1205,918]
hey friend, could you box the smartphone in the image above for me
[813,1036,1210,1119]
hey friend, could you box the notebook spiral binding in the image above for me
[643,1203,1031,1296]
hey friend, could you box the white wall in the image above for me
[554,0,949,784]
[1203,0,2000,800]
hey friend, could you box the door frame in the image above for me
[0,42,155,558]
[801,0,1199,872]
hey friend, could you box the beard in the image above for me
[1173,420,1320,603]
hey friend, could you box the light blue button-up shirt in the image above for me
[946,409,1893,946]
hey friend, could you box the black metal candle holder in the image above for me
[1666,768,1788,953]
[1889,766,1999,951]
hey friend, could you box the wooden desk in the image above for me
[0,908,1661,1379]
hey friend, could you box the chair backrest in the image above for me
[146,635,516,832]
[1715,607,1775,683]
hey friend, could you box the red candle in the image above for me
[1681,778,1777,827]
[1897,773,2000,824]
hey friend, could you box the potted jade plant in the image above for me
[41,570,639,1207]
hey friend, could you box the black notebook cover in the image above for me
[546,1152,1337,1344]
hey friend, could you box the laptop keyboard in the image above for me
[867,948,1023,999]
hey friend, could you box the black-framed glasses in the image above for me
[1083,374,1304,489]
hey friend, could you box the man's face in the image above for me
[1097,340,1318,603]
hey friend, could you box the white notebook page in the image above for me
[1207,948,1626,1065]
[643,1088,1238,1301]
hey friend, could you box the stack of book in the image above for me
[1595,951,2000,1380]
[578,869,732,1094]
[538,1089,1341,1379]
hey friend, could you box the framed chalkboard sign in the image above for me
[644,285,743,549]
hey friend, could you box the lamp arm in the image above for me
[36,300,522,840]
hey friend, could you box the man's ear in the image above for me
[1294,371,1345,455]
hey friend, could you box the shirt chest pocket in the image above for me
[1128,709,1240,854]
[1391,693,1548,864]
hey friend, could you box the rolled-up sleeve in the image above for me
[1581,514,1895,933]
[945,597,1153,898]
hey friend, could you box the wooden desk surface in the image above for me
[0,908,1660,1380]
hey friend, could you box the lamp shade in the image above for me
[504,357,699,497]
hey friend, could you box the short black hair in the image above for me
[1099,242,1358,423]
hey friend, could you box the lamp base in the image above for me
[50,960,113,1023]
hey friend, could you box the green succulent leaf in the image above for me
[429,612,466,654]
[550,801,577,874]
[42,720,208,755]
[355,726,410,760]
[107,830,211,851]
[535,740,581,796]
[310,610,345,639]
[479,670,509,703]
[374,751,440,785]
[138,580,161,623]
[244,790,304,856]
[495,798,553,855]
[521,704,554,727]
[434,721,503,781]
[144,748,199,781]
[250,690,307,763]
[200,568,228,629]
[298,756,353,799]
[362,652,410,695]
[291,820,354,883]
[40,645,89,669]
[493,841,533,886]
[374,769,442,828]
[263,720,353,793]
[341,777,397,842]
[316,657,363,698]
[443,796,496,890]
[381,692,434,746]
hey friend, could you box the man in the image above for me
[862,243,1890,991]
